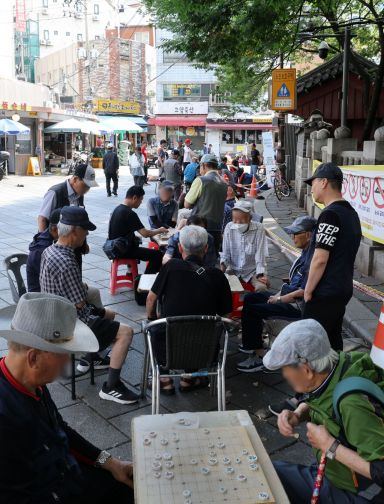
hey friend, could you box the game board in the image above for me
[134,422,276,504]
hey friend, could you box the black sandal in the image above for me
[179,376,209,393]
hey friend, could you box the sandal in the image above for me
[148,377,175,396]
[179,376,209,393]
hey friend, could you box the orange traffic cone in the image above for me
[223,173,229,183]
[371,303,384,368]
[249,176,258,198]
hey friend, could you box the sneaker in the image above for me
[238,344,255,355]
[99,381,139,404]
[268,398,298,416]
[237,355,265,373]
[113,192,118,197]
[76,355,110,373]
[107,193,111,197]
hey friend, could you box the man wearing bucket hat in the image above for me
[40,206,139,405]
[264,319,384,503]
[0,292,134,503]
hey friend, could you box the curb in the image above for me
[251,192,377,345]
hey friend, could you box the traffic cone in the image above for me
[371,303,384,368]
[223,173,229,183]
[249,176,258,198]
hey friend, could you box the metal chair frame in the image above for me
[3,253,28,303]
[141,316,238,414]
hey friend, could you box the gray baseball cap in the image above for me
[201,153,218,165]
[284,215,317,235]
[263,319,331,370]
[74,163,99,188]
[0,292,99,354]
[232,200,253,214]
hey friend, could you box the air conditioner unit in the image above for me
[46,40,53,46]
[42,8,48,15]
[92,14,99,21]
[40,39,47,45]
[74,12,84,19]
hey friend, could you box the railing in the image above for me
[209,93,232,106]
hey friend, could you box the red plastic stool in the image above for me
[231,280,255,319]
[148,241,160,251]
[110,258,139,295]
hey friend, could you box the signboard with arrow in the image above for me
[271,68,297,111]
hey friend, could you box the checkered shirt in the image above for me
[40,244,92,323]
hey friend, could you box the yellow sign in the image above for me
[95,99,140,114]
[271,68,296,111]
[252,118,273,123]
[27,157,41,176]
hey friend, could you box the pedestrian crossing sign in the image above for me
[271,68,296,111]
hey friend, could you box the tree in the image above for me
[142,0,384,139]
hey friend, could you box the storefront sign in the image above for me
[1,102,31,112]
[94,99,140,114]
[15,0,26,33]
[156,101,208,115]
[262,131,275,185]
[271,68,296,111]
[252,118,273,123]
[313,160,384,244]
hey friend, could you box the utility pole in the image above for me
[340,26,351,127]
[83,0,92,112]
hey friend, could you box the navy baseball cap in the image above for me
[284,215,317,235]
[304,162,343,186]
[59,206,96,231]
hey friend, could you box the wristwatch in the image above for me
[95,450,112,467]
[277,296,282,303]
[326,439,340,460]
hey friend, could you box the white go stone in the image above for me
[217,442,225,449]
[165,461,174,469]
[208,458,218,466]
[241,449,248,455]
[209,451,217,457]
[249,463,259,471]
[190,459,198,465]
[164,471,174,480]
[225,467,234,475]
[235,458,241,464]
[258,492,269,501]
[152,461,162,471]
[222,457,231,465]
[178,418,185,425]
[201,467,210,475]
[152,471,161,479]
[163,452,172,460]
[237,474,247,482]
[143,437,151,446]
[183,490,191,497]
[248,455,258,462]
[160,438,168,446]
[149,431,157,438]
[154,453,162,461]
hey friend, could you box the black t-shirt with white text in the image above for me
[108,204,144,247]
[308,200,361,301]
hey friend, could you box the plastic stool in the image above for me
[148,241,160,251]
[231,280,255,319]
[110,258,138,295]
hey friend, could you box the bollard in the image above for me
[370,304,384,368]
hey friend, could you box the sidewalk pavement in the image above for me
[262,190,383,346]
[0,169,368,469]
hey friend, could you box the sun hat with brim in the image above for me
[263,319,331,371]
[0,292,99,354]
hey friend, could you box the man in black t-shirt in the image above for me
[146,225,232,394]
[250,143,261,177]
[108,186,167,273]
[303,163,361,350]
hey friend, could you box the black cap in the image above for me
[172,149,180,156]
[304,162,343,186]
[59,206,96,231]
[49,208,61,226]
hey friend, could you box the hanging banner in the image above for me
[312,160,384,244]
[262,131,275,186]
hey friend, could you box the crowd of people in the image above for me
[3,135,384,504]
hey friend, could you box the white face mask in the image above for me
[232,223,249,233]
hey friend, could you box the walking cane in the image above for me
[311,452,327,504]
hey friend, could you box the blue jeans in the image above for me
[273,461,371,504]
[251,164,258,177]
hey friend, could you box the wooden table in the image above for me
[132,410,289,504]
[152,228,177,248]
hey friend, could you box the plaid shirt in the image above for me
[40,244,92,323]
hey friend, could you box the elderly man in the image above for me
[221,200,268,291]
[38,162,98,232]
[146,225,232,394]
[40,206,138,405]
[183,155,200,192]
[0,292,134,503]
[237,215,316,373]
[103,142,119,197]
[147,180,178,229]
[130,145,145,187]
[264,319,384,504]
[162,215,217,268]
[163,149,183,200]
[108,185,166,273]
[184,153,228,253]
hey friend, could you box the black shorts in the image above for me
[88,317,120,351]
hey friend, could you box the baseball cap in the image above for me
[304,162,343,186]
[74,162,99,188]
[284,215,317,235]
[49,208,61,226]
[201,153,218,165]
[107,143,114,149]
[232,200,253,214]
[263,319,331,371]
[59,206,96,231]
[185,138,191,145]
[159,180,175,191]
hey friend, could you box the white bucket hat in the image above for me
[0,292,99,354]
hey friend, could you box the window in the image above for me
[66,32,70,36]
[134,31,150,44]
[77,33,83,41]
[163,84,201,101]
[54,30,58,36]
[94,4,99,14]
[222,130,234,144]
[43,29,49,40]
[163,50,187,64]
[95,35,100,40]
[42,0,48,7]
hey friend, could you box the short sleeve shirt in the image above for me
[39,180,81,219]
[151,258,232,317]
[108,204,144,246]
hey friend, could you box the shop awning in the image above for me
[97,116,143,133]
[148,115,207,127]
[206,123,275,130]
[99,114,148,127]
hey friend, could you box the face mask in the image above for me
[232,223,249,233]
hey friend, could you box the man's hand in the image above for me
[103,457,134,488]
[306,422,335,453]
[304,288,313,303]
[156,227,168,235]
[220,263,227,273]
[267,294,280,304]
[277,409,301,438]
[257,275,270,287]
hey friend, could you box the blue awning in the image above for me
[98,114,148,127]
